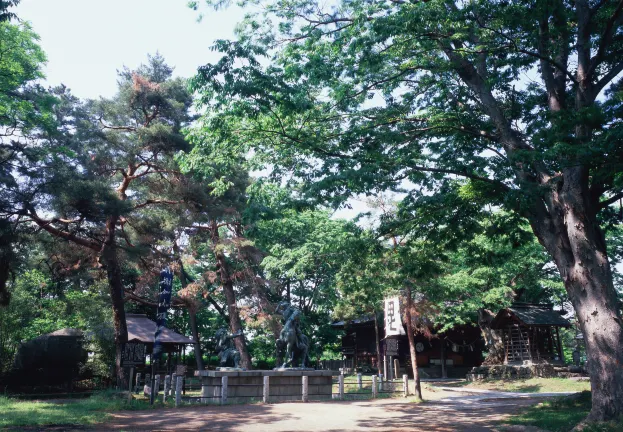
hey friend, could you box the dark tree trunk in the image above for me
[100,214,128,388]
[211,220,252,369]
[177,260,205,371]
[528,167,623,421]
[188,308,204,370]
[405,287,422,400]
[373,310,382,372]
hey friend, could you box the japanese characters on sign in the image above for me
[384,297,405,337]
[152,267,173,360]
[384,338,399,356]
[121,342,146,366]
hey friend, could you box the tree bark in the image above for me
[528,169,623,421]
[210,220,252,369]
[405,286,422,400]
[177,260,205,371]
[373,310,382,372]
[100,214,128,388]
[188,308,204,370]
[478,309,505,365]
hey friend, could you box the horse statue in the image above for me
[215,328,242,368]
[275,301,310,368]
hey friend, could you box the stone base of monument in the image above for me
[195,370,337,404]
[272,367,315,371]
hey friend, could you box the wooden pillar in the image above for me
[175,375,182,407]
[440,338,447,378]
[338,374,344,400]
[128,368,134,403]
[555,327,564,362]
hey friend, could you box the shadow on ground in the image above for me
[99,396,542,432]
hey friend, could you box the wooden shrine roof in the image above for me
[126,314,195,345]
[491,304,571,328]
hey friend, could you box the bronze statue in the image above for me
[215,328,242,368]
[275,301,309,368]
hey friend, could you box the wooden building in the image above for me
[126,314,195,373]
[332,315,485,378]
[490,303,570,364]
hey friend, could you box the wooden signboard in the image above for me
[121,342,146,367]
[384,338,399,356]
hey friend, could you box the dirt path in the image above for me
[100,395,541,432]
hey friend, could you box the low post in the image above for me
[338,373,344,400]
[221,375,228,405]
[170,374,176,397]
[378,373,383,392]
[357,373,362,390]
[175,375,182,407]
[135,372,141,394]
[154,374,161,398]
[394,359,400,380]
[263,376,270,404]
[383,357,388,381]
[302,375,309,402]
[163,375,171,402]
[403,374,409,397]
[372,375,378,398]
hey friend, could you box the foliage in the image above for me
[0,264,114,378]
[0,20,53,306]
[188,0,623,417]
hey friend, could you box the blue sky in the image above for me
[16,0,245,99]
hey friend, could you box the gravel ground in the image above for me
[100,393,542,432]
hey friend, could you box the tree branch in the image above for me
[132,199,184,211]
[27,207,101,251]
[599,191,623,210]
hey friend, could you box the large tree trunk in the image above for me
[530,168,623,422]
[100,214,128,388]
[211,220,252,369]
[177,260,205,371]
[405,287,422,400]
[188,308,204,370]
[478,309,505,365]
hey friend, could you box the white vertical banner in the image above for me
[384,297,405,336]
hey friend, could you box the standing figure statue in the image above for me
[215,328,243,369]
[275,301,310,368]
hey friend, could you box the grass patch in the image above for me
[505,391,623,432]
[0,390,163,429]
[434,377,590,393]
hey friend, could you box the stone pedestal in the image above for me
[195,370,337,404]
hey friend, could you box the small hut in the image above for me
[490,303,570,364]
[126,314,195,370]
